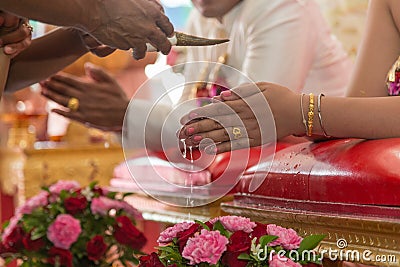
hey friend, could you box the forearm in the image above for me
[6,27,88,92]
[310,96,400,139]
[0,0,99,32]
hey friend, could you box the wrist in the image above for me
[292,94,308,137]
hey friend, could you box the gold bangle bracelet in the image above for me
[317,93,331,138]
[307,93,315,137]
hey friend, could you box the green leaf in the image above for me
[212,220,230,238]
[259,235,278,248]
[89,181,98,189]
[298,235,326,253]
[237,253,251,260]
[195,220,210,231]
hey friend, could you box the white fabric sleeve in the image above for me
[122,99,178,151]
[241,1,318,91]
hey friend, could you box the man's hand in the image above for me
[88,0,174,60]
[0,12,32,58]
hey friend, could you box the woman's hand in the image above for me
[179,82,304,154]
[0,12,32,58]
[41,63,129,132]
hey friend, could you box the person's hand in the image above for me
[179,82,304,154]
[0,12,32,58]
[41,63,129,131]
[87,0,174,60]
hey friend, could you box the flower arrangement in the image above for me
[139,216,325,267]
[0,180,146,267]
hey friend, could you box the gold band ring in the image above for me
[232,127,243,140]
[22,22,33,33]
[67,97,80,111]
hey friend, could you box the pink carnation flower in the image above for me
[49,180,80,195]
[267,224,303,250]
[269,254,302,267]
[16,191,49,215]
[182,229,228,265]
[209,216,257,233]
[157,221,195,244]
[47,214,81,249]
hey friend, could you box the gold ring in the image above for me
[22,22,33,33]
[67,97,80,111]
[232,127,242,140]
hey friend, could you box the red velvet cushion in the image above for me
[237,138,400,206]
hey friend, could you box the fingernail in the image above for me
[3,46,15,54]
[193,135,202,142]
[186,127,195,135]
[221,90,232,97]
[189,113,198,119]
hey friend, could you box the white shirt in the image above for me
[183,0,353,97]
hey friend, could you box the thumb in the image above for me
[84,62,114,83]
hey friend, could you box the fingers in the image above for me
[41,87,70,107]
[147,2,174,37]
[84,63,114,83]
[131,41,147,60]
[183,126,247,147]
[179,114,242,139]
[3,37,31,56]
[2,13,19,28]
[146,27,172,55]
[48,73,86,93]
[180,100,242,125]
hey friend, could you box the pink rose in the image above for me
[157,221,195,244]
[118,201,143,220]
[267,224,302,250]
[91,197,142,219]
[16,191,49,215]
[182,229,228,265]
[269,254,302,267]
[49,180,80,195]
[47,214,81,249]
[209,216,257,233]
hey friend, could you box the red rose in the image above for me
[222,230,251,267]
[47,247,73,267]
[114,216,147,250]
[227,230,251,252]
[139,252,164,267]
[176,223,200,253]
[92,186,105,196]
[64,195,87,215]
[23,231,45,251]
[87,235,108,261]
[3,225,25,252]
[222,251,248,267]
[252,222,268,241]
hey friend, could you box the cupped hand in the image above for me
[0,12,32,58]
[179,82,303,153]
[41,63,129,131]
[89,0,174,60]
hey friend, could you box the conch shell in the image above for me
[146,31,229,52]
